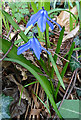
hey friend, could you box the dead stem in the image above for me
[0,30,21,62]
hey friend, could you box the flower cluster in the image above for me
[17,7,62,60]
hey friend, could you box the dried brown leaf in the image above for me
[6,74,31,104]
[57,6,78,32]
[62,25,79,42]
[10,99,26,118]
[29,109,41,118]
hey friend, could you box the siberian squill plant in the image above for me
[1,2,76,119]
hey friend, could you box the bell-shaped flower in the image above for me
[17,36,51,60]
[26,7,62,32]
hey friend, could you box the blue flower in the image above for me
[17,36,51,60]
[26,7,62,32]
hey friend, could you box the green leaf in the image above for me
[49,54,65,90]
[34,92,51,115]
[31,2,38,13]
[2,10,28,43]
[70,58,81,72]
[70,14,73,31]
[57,100,81,119]
[51,27,65,78]
[76,1,80,18]
[79,1,81,21]
[44,2,50,47]
[54,27,65,62]
[14,13,24,23]
[76,88,81,97]
[0,94,13,119]
[78,55,81,59]
[73,47,81,51]
[14,13,24,18]
[19,9,29,14]
[73,35,81,47]
[38,58,50,77]
[14,39,23,45]
[22,4,28,9]
[9,3,16,9]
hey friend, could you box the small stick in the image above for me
[0,42,14,62]
[6,25,13,39]
[66,71,77,99]
[74,86,81,91]
[49,49,69,62]
[0,30,21,62]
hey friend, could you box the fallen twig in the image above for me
[0,30,21,62]
[49,49,69,62]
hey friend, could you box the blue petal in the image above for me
[17,43,28,50]
[44,10,48,17]
[37,13,47,32]
[47,16,62,31]
[26,10,42,28]
[31,37,41,60]
[41,47,51,55]
[17,40,31,55]
[46,19,54,30]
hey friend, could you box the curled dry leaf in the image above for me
[62,25,79,42]
[16,64,28,80]
[57,6,78,32]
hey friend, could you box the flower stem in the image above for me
[45,30,48,50]
[45,29,50,69]
[45,30,55,97]
[45,30,50,73]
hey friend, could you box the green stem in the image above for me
[45,30,55,97]
[45,30,48,50]
[19,81,38,105]
[45,30,50,71]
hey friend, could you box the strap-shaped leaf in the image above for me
[1,38,62,118]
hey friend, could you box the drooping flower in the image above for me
[17,36,51,60]
[26,7,62,32]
